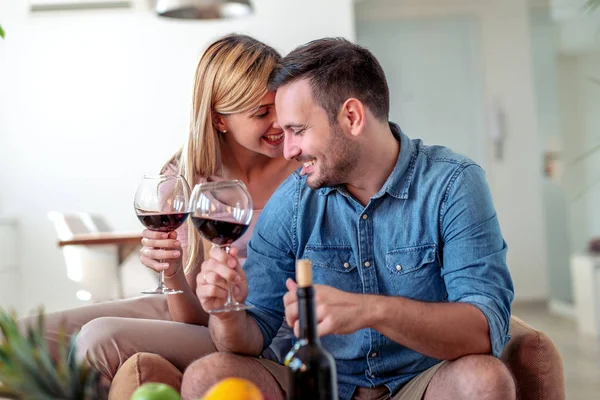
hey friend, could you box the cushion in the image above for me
[501,315,565,400]
[108,352,183,400]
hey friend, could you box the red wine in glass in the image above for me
[190,217,249,247]
[189,180,254,313]
[138,212,190,232]
[134,175,191,295]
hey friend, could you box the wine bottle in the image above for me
[284,259,338,400]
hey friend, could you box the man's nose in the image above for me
[283,136,301,160]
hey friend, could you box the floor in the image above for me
[512,302,600,399]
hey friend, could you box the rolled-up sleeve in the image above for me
[440,165,514,357]
[244,175,299,352]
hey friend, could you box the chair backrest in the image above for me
[48,212,120,303]
[48,211,113,238]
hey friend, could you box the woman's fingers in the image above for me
[141,237,181,250]
[140,255,169,272]
[140,247,181,260]
[142,229,170,239]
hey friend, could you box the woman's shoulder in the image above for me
[160,149,183,175]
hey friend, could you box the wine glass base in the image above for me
[142,287,183,295]
[208,303,255,314]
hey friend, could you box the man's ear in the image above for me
[339,98,365,137]
[212,112,228,133]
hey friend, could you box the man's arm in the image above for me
[284,282,490,360]
[368,164,512,360]
[366,165,513,359]
[203,175,300,355]
[209,311,265,355]
[439,164,514,357]
[366,295,490,360]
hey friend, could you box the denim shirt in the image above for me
[245,124,514,399]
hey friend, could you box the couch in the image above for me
[108,315,565,400]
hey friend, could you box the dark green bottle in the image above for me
[284,259,338,400]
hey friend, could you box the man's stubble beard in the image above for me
[307,123,360,190]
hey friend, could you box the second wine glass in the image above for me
[134,174,190,295]
[190,180,254,313]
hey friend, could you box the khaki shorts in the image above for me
[253,358,446,400]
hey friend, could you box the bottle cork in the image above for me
[296,259,313,288]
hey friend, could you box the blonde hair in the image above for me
[162,34,280,274]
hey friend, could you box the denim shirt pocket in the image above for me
[385,244,442,299]
[304,245,360,293]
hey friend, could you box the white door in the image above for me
[356,15,488,169]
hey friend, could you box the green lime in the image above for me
[130,383,181,400]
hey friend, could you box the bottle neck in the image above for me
[297,286,319,344]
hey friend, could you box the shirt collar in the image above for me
[320,122,416,200]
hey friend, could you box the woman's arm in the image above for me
[165,235,209,325]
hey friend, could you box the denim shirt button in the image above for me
[343,262,350,269]
[364,261,371,268]
[395,264,403,271]
[370,373,376,379]
[362,214,368,220]
[371,352,377,358]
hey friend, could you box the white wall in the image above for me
[357,0,549,301]
[558,53,600,254]
[530,9,573,304]
[356,15,487,167]
[0,0,355,314]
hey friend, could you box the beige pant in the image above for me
[258,358,446,400]
[17,296,216,380]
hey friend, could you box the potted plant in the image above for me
[0,308,108,399]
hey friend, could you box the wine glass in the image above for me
[134,175,190,295]
[189,180,254,313]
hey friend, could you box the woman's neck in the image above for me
[218,137,277,183]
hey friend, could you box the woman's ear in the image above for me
[212,112,228,133]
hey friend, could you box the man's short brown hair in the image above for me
[268,37,390,124]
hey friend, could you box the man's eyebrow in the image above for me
[283,123,305,130]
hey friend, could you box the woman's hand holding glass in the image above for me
[195,246,249,313]
[134,174,190,295]
[139,230,183,278]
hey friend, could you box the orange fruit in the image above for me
[201,377,264,400]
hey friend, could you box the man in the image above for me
[182,38,515,400]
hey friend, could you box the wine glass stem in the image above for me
[223,246,238,306]
[159,268,166,289]
[226,282,236,306]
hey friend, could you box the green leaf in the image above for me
[0,308,108,400]
[0,24,4,39]
[583,0,600,12]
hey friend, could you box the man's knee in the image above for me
[453,355,516,399]
[181,353,250,400]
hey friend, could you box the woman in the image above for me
[19,34,297,388]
